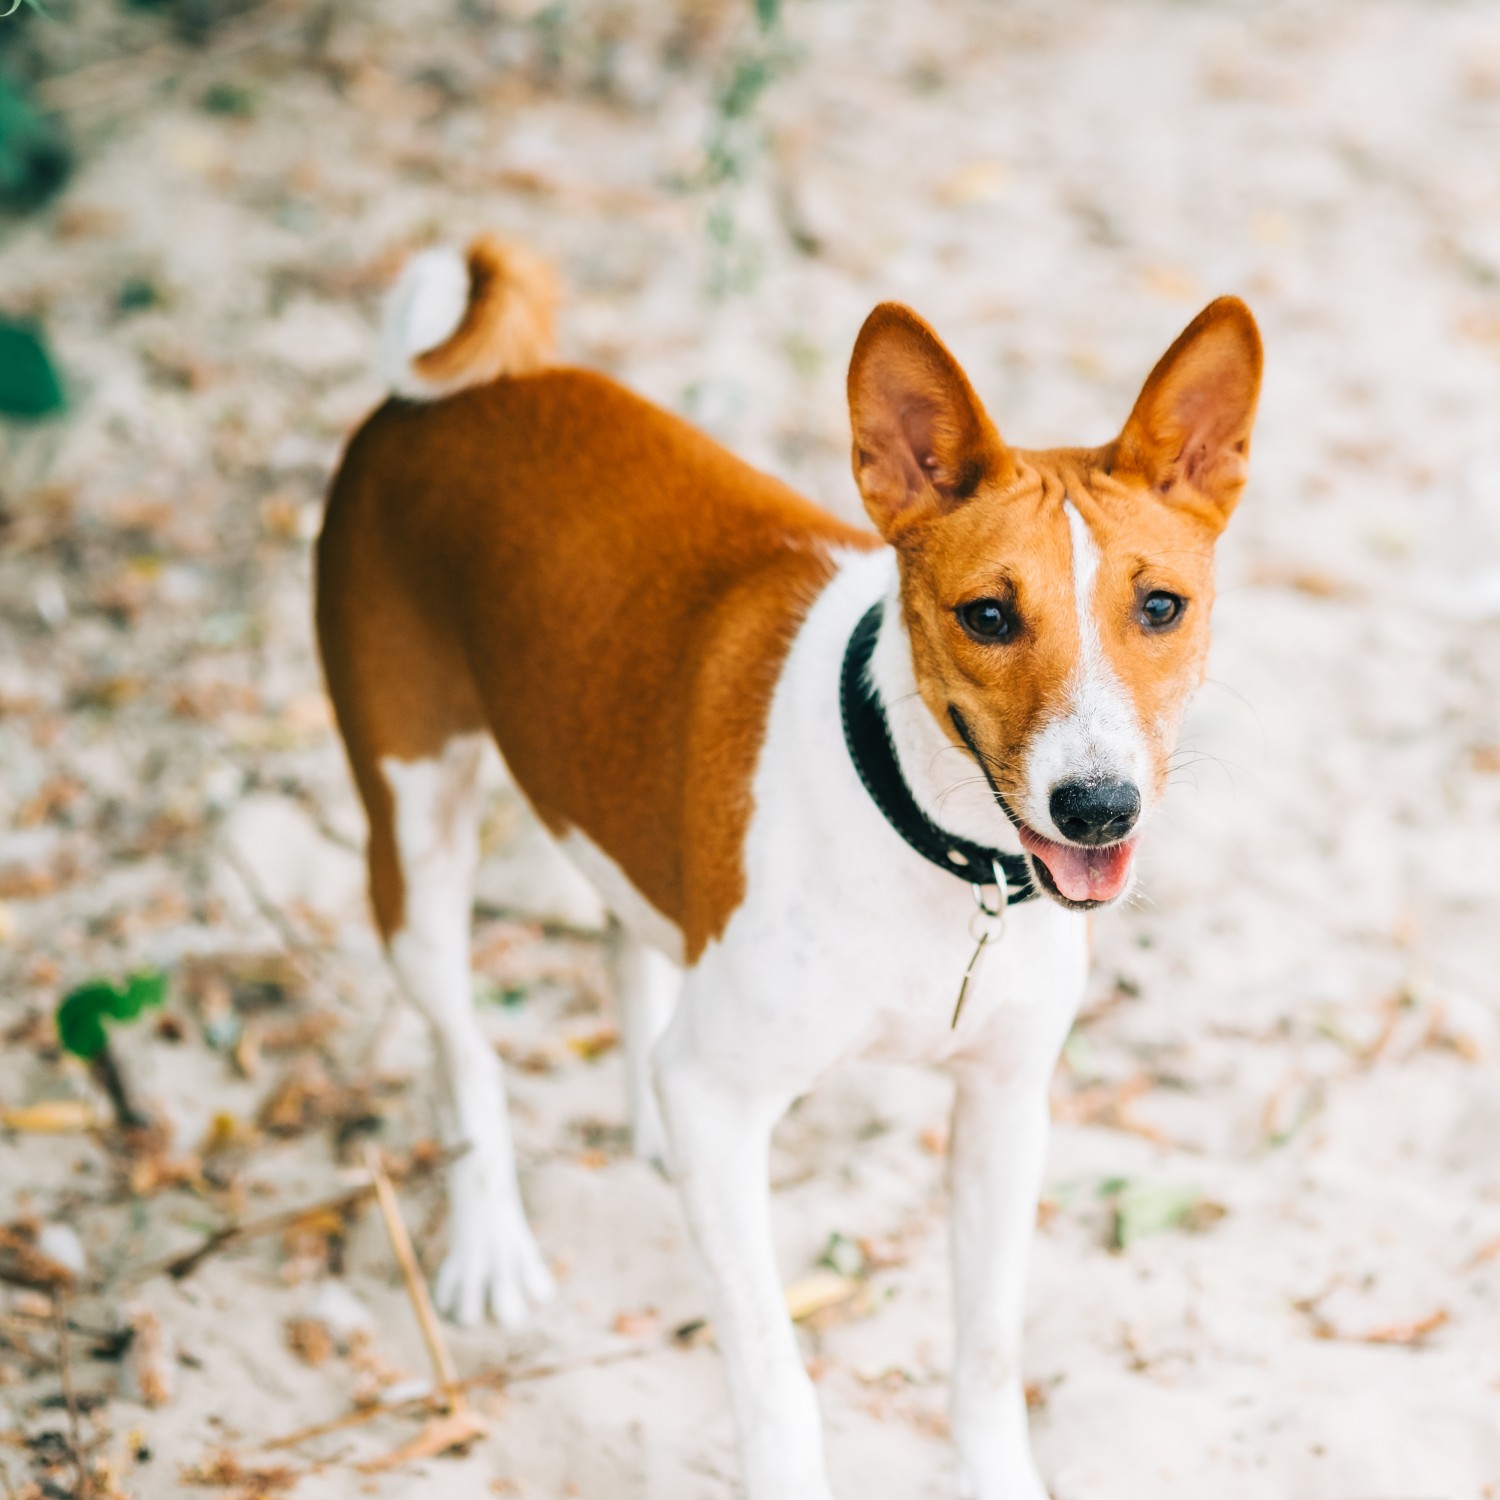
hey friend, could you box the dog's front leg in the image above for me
[656,1027,832,1500]
[947,1063,1053,1500]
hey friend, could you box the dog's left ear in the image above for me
[1112,297,1262,529]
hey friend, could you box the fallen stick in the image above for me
[261,1343,654,1451]
[356,1407,487,1474]
[1354,1307,1449,1346]
[53,1298,91,1500]
[119,1146,460,1286]
[221,844,353,1020]
[362,1145,463,1408]
[358,1146,490,1472]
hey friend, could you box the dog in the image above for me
[316,234,1261,1499]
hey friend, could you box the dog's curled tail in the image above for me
[379,234,557,401]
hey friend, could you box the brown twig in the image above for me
[53,1298,91,1500]
[221,843,351,1019]
[261,1342,654,1451]
[362,1146,461,1408]
[1466,1233,1500,1269]
[119,1146,461,1286]
[37,0,314,115]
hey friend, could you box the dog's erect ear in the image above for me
[848,304,1013,541]
[1112,297,1262,529]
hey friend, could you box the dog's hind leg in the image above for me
[318,484,554,1328]
[379,735,555,1328]
[605,921,679,1167]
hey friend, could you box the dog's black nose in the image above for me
[1049,779,1140,845]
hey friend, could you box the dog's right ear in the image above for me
[848,304,1014,542]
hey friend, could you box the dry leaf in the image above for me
[1357,1308,1450,1346]
[125,1307,176,1407]
[258,1060,368,1138]
[1249,563,1358,599]
[284,1317,334,1367]
[1302,1295,1450,1347]
[1,1100,98,1133]
[127,1152,204,1198]
[610,1308,659,1339]
[564,1025,619,1062]
[935,160,1009,205]
[181,1450,298,1493]
[356,1408,489,1473]
[1466,1234,1500,1268]
[1053,1072,1171,1144]
[784,1272,858,1322]
[0,1223,79,1292]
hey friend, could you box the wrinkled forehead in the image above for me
[919,454,1217,593]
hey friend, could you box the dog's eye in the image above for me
[957,598,1014,642]
[1140,590,1184,629]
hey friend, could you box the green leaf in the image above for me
[818,1232,866,1278]
[54,972,168,1058]
[56,985,116,1060]
[0,73,71,212]
[0,319,64,418]
[720,54,774,119]
[480,984,528,1009]
[1107,1180,1225,1250]
[113,971,167,1020]
[753,0,779,32]
[200,82,257,117]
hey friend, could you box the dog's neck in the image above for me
[865,563,1027,860]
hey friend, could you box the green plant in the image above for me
[56,972,167,1061]
[0,318,64,417]
[1099,1176,1226,1250]
[0,71,71,212]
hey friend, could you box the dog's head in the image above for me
[848,298,1261,909]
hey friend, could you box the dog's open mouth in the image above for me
[1017,825,1138,906]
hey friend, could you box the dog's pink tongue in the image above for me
[1020,827,1138,903]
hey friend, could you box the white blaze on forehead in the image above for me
[1020,500,1152,838]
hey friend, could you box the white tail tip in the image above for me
[378,236,557,402]
[379,247,471,400]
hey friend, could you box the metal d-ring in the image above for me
[969,858,1008,933]
[954,860,1009,1028]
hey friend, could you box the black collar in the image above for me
[840,600,1036,906]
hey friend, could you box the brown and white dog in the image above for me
[316,236,1261,1500]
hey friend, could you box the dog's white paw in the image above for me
[434,1164,554,1328]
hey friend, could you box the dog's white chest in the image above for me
[706,548,1090,1077]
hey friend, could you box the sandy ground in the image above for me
[2,1,1500,1496]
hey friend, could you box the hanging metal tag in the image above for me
[951,861,1008,1028]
